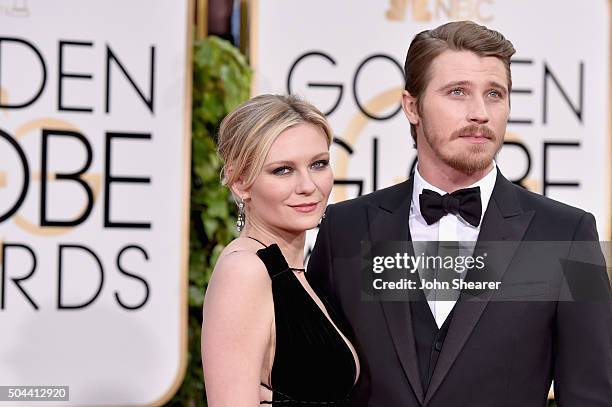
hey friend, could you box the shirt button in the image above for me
[434,341,443,351]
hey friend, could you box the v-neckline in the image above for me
[284,257,360,386]
[254,241,360,390]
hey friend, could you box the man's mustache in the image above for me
[452,124,496,140]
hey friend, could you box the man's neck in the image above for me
[417,160,494,193]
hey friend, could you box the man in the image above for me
[307,21,612,406]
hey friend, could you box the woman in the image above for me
[202,94,360,406]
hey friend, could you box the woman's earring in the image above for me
[319,212,326,225]
[236,199,245,231]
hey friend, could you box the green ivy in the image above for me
[166,36,251,407]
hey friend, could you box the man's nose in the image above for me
[467,97,490,124]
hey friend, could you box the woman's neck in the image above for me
[241,222,306,269]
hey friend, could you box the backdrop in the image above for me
[0,0,192,405]
[250,0,612,252]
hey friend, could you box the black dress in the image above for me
[254,243,358,406]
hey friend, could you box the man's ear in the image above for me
[401,90,420,126]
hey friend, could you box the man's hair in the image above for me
[404,21,516,144]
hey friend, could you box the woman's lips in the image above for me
[289,202,319,213]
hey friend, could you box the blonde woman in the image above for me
[202,94,360,406]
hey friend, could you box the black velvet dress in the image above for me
[255,243,358,406]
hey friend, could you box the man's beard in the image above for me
[422,122,503,175]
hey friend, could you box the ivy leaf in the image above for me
[207,198,228,219]
[175,34,251,407]
[189,285,205,307]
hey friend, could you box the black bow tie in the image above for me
[419,186,482,227]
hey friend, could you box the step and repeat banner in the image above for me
[0,0,192,405]
[251,0,611,244]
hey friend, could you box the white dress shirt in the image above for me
[409,163,497,327]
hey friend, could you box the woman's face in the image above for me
[244,123,333,234]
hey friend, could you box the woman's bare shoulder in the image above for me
[203,238,273,335]
[209,238,271,292]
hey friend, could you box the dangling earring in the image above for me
[318,212,326,225]
[236,199,245,231]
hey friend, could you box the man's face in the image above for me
[404,50,510,174]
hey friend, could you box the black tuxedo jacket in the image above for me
[307,170,612,407]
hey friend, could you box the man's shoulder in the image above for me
[499,178,598,240]
[330,180,411,213]
[507,180,587,220]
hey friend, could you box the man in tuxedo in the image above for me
[307,21,612,406]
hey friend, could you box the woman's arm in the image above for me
[202,251,274,407]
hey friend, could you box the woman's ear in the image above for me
[230,177,250,202]
[224,165,249,202]
[402,90,420,126]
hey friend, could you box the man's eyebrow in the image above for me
[487,81,508,93]
[437,80,472,91]
[437,80,508,93]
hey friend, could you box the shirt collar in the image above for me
[411,161,497,225]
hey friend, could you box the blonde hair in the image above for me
[217,94,333,191]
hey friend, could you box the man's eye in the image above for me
[488,90,501,98]
[311,159,329,170]
[272,166,292,175]
[449,88,465,96]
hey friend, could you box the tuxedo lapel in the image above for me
[423,172,535,405]
[367,177,425,405]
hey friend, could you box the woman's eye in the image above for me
[272,166,292,175]
[311,159,329,170]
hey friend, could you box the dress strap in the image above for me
[255,244,289,279]
[247,236,268,248]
